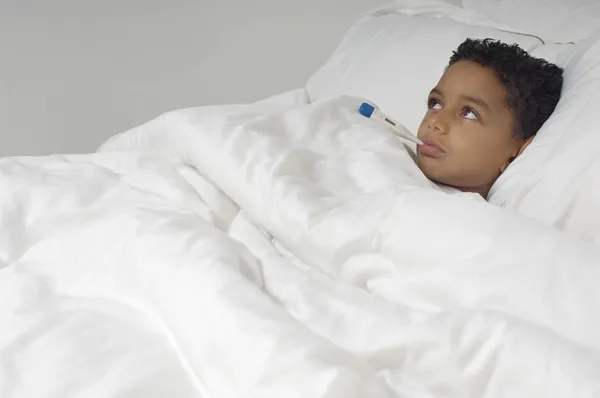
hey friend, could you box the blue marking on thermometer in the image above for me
[358,102,423,145]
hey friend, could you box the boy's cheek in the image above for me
[416,119,430,137]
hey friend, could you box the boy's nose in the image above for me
[428,113,450,134]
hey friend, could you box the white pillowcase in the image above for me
[488,36,600,243]
[461,0,600,43]
[305,11,542,136]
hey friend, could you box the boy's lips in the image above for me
[418,138,447,157]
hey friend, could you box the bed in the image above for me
[2,1,600,397]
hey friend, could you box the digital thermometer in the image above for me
[358,102,423,145]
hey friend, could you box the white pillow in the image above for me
[488,36,600,242]
[305,11,542,136]
[529,43,576,68]
[462,0,600,43]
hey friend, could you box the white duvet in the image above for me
[1,93,600,398]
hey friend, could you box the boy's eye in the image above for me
[461,107,478,120]
[428,99,442,110]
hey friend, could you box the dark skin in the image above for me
[416,60,534,198]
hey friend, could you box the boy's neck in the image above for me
[457,184,489,199]
[435,181,489,199]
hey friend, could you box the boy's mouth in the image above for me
[418,138,446,157]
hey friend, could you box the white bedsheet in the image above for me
[1,94,600,397]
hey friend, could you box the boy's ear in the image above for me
[500,136,535,174]
[516,136,535,157]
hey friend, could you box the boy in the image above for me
[416,38,564,198]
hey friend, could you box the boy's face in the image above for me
[417,60,525,197]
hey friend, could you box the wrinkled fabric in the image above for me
[1,96,599,398]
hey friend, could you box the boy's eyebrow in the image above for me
[460,94,492,114]
[429,88,443,97]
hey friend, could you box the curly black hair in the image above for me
[449,38,564,140]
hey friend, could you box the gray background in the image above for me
[0,0,388,157]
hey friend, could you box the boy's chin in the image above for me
[417,157,441,176]
[417,162,452,186]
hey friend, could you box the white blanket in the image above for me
[1,94,600,398]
